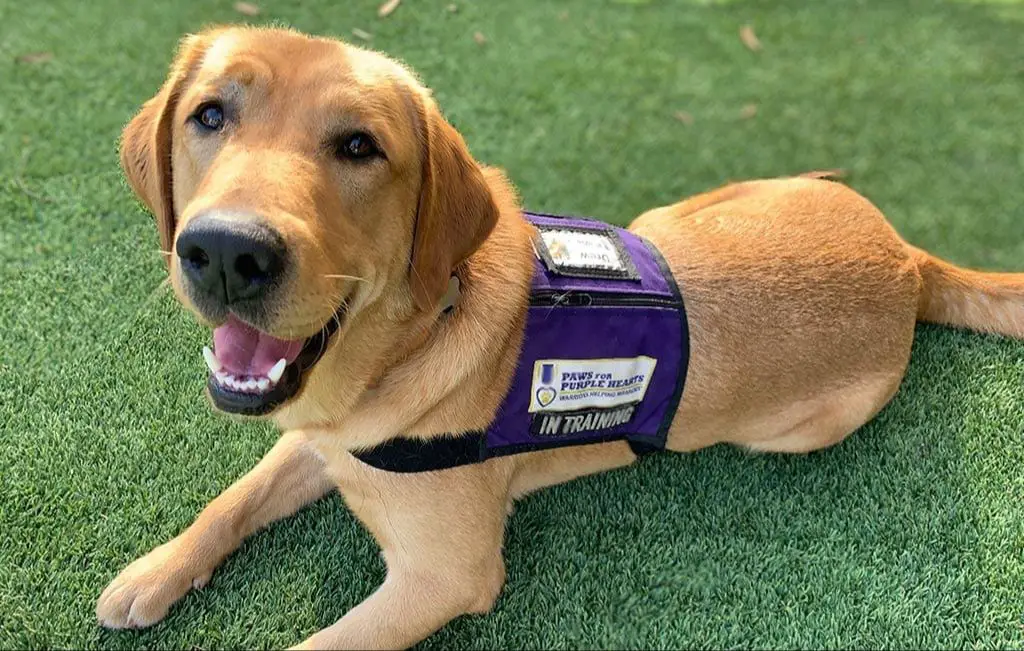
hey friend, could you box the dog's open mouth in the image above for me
[201,306,346,416]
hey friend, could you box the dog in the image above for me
[96,25,1024,649]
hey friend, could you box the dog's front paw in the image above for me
[96,536,212,629]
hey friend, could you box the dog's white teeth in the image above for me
[202,346,222,374]
[268,358,287,384]
[212,366,281,394]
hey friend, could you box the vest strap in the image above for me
[352,431,660,473]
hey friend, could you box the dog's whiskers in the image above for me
[323,273,370,284]
[313,310,342,361]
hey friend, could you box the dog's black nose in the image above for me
[175,215,287,306]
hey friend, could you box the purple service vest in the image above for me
[353,212,689,473]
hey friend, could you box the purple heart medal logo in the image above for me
[535,362,557,408]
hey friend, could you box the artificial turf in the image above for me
[2,0,1023,648]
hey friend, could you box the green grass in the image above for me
[2,0,1023,648]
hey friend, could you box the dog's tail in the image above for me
[911,246,1024,337]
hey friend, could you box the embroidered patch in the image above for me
[531,403,638,437]
[528,357,658,413]
[533,225,640,280]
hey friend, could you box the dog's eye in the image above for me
[334,133,380,161]
[192,102,226,132]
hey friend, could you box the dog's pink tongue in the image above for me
[213,315,304,376]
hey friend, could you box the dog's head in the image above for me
[122,27,498,416]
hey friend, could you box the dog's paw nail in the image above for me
[192,572,212,590]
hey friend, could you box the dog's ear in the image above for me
[409,97,499,311]
[120,32,216,263]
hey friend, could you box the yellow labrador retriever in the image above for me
[97,26,1024,649]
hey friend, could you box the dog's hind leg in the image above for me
[738,373,904,454]
[96,430,332,629]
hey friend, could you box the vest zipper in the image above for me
[529,290,680,309]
